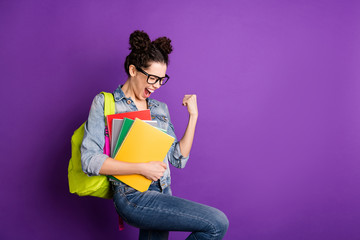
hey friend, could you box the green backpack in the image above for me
[68,92,115,199]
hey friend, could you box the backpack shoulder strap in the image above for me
[101,92,115,116]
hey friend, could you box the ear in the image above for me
[129,64,136,77]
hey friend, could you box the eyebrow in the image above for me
[140,68,165,78]
[148,73,166,79]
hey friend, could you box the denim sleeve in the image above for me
[164,104,189,169]
[80,94,108,176]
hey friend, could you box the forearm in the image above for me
[99,157,167,181]
[99,157,145,175]
[179,114,198,158]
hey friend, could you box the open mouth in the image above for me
[144,88,154,98]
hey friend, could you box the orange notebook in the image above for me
[113,118,174,192]
[106,109,151,140]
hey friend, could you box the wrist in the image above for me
[136,163,146,175]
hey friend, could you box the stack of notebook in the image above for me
[106,110,174,192]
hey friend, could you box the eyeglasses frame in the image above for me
[135,66,170,86]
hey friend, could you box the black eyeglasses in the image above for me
[136,66,170,86]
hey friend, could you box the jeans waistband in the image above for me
[109,177,161,191]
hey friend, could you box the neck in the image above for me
[121,79,148,110]
[121,79,135,100]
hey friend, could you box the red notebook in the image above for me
[106,109,151,139]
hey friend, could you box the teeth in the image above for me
[147,88,154,93]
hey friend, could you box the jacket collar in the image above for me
[113,85,126,102]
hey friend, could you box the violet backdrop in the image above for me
[1,0,359,239]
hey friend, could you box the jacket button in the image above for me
[127,100,131,104]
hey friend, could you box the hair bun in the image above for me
[129,30,151,52]
[152,37,173,55]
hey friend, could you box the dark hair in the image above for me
[124,30,173,76]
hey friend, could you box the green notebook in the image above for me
[112,118,134,157]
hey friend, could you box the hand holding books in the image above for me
[139,161,167,182]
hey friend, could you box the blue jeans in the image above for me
[110,180,229,240]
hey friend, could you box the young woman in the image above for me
[81,30,229,240]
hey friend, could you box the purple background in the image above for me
[1,0,359,239]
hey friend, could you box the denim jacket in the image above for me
[81,85,189,190]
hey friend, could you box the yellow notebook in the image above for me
[113,118,175,192]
